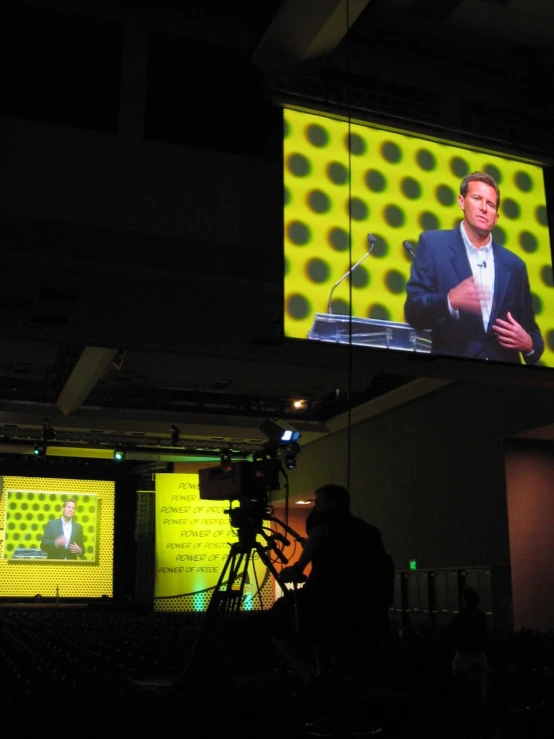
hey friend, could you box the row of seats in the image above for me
[0,608,552,735]
[0,610,200,704]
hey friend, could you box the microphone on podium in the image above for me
[403,240,416,258]
[327,234,376,315]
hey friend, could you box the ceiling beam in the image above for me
[56,346,119,416]
[2,400,330,447]
[253,0,373,73]
[325,377,453,436]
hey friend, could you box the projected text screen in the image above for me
[283,107,553,367]
[154,472,269,609]
[0,476,114,598]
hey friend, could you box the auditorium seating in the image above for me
[0,606,551,737]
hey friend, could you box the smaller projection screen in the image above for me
[0,476,115,599]
[283,107,554,369]
[3,490,99,562]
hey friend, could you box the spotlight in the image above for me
[42,418,56,441]
[282,442,300,471]
[252,448,266,464]
[170,424,181,446]
[113,450,125,461]
[33,442,46,457]
[260,418,301,448]
[220,447,232,465]
[284,453,296,471]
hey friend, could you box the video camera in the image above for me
[198,458,281,502]
[198,418,301,503]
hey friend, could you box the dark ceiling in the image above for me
[1,0,554,467]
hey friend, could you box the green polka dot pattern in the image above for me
[0,477,114,598]
[284,108,554,367]
[153,577,274,614]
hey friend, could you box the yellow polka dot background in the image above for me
[0,476,114,598]
[283,108,554,367]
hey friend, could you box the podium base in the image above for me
[308,313,432,353]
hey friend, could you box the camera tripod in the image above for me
[178,502,304,685]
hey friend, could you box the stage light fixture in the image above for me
[42,417,56,441]
[260,418,301,447]
[252,448,266,463]
[113,450,125,461]
[284,453,297,470]
[33,441,46,457]
[220,447,232,464]
[170,424,181,446]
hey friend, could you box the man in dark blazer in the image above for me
[41,499,86,560]
[404,171,544,364]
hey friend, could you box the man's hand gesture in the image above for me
[449,276,490,315]
[492,311,533,354]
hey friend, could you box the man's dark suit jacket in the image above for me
[41,518,86,560]
[404,227,544,364]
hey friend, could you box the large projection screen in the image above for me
[283,107,553,368]
[0,476,115,599]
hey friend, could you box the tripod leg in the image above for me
[179,543,241,682]
[179,540,257,687]
[217,548,251,620]
[180,531,293,690]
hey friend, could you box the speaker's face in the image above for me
[62,501,76,519]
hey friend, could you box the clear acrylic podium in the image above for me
[308,313,432,353]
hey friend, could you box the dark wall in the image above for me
[505,441,554,632]
[0,3,284,354]
[289,382,554,574]
[113,474,140,604]
[0,117,283,352]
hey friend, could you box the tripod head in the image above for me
[225,496,270,549]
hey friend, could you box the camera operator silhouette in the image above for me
[267,483,394,725]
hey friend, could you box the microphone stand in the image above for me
[403,240,416,259]
[327,235,376,314]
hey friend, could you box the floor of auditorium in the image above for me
[1,606,552,738]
